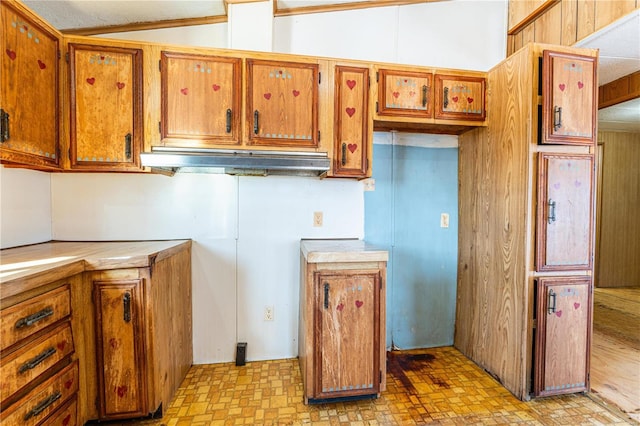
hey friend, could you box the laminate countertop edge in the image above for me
[0,240,191,302]
[301,239,389,263]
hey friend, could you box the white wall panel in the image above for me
[236,176,363,360]
[97,23,229,48]
[51,173,238,240]
[0,167,52,249]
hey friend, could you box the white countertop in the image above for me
[300,239,388,263]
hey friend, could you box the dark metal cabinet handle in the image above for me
[548,199,556,224]
[422,85,428,107]
[253,110,259,135]
[547,289,557,314]
[443,87,449,109]
[324,283,330,309]
[341,143,347,166]
[553,106,562,131]
[124,133,132,159]
[123,292,131,323]
[15,307,54,329]
[226,109,232,133]
[23,391,62,421]
[19,347,56,374]
[0,109,9,142]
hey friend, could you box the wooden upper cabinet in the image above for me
[536,153,594,272]
[160,52,241,147]
[69,43,143,171]
[376,69,433,118]
[541,50,597,145]
[333,65,369,177]
[534,276,591,397]
[434,74,485,121]
[247,59,319,148]
[0,1,60,169]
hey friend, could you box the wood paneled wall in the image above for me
[597,131,640,288]
[455,45,533,399]
[507,0,639,55]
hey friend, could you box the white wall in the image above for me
[3,0,508,363]
[0,167,52,248]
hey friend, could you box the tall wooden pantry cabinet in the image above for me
[455,43,597,400]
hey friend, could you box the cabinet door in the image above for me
[314,271,380,400]
[247,59,319,148]
[1,1,60,169]
[69,43,143,171]
[377,69,432,118]
[534,277,591,397]
[542,50,596,145]
[94,279,147,419]
[434,74,485,121]
[160,51,241,147]
[536,153,594,271]
[333,65,369,177]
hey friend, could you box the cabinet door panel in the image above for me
[314,272,380,400]
[247,59,318,148]
[333,66,369,177]
[434,74,485,121]
[161,52,241,147]
[377,69,432,118]
[69,44,143,171]
[534,277,591,397]
[1,2,60,169]
[542,50,596,145]
[94,280,146,419]
[536,153,593,271]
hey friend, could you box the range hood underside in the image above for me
[140,147,331,176]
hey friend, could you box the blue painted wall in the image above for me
[365,140,458,349]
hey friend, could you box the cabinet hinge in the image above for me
[318,72,321,85]
[57,50,61,60]
[68,148,71,160]
[318,130,321,142]
[376,71,379,83]
[159,60,162,72]
[158,122,162,134]
[65,52,69,63]
[376,102,379,113]
[368,75,371,88]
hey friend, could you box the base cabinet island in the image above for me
[299,239,388,404]
[0,240,192,425]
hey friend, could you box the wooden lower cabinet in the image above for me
[94,279,147,419]
[88,242,192,421]
[299,240,388,404]
[534,276,592,397]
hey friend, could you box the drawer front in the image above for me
[41,395,77,426]
[0,360,78,426]
[1,321,74,402]
[1,285,71,352]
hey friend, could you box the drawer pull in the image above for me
[15,307,54,329]
[422,85,428,107]
[324,282,330,309]
[23,391,62,421]
[226,108,232,133]
[19,347,56,374]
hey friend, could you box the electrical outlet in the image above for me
[363,178,376,192]
[264,305,274,321]
[313,211,323,227]
[440,213,450,228]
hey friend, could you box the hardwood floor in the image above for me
[590,287,640,424]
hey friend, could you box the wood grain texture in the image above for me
[508,0,559,33]
[591,287,640,422]
[596,131,640,288]
[456,44,533,399]
[534,2,562,45]
[598,70,640,109]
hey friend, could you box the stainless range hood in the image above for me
[140,147,331,176]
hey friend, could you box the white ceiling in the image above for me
[22,0,640,132]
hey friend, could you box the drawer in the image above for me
[1,285,71,352]
[1,321,74,402]
[41,395,77,426]
[0,360,78,426]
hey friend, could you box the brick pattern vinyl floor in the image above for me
[136,346,635,425]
